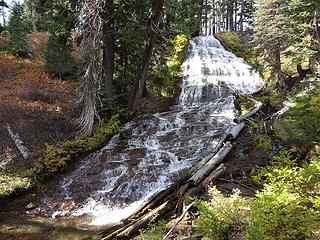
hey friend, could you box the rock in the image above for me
[25,203,37,210]
[27,43,36,58]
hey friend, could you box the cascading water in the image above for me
[36,36,264,226]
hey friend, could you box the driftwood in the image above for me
[6,124,29,160]
[189,142,232,184]
[162,203,194,240]
[227,123,245,140]
[101,201,173,240]
[186,164,226,197]
[235,97,263,122]
[264,99,293,121]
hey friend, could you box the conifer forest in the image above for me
[0,0,319,239]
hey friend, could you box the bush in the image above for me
[273,79,320,144]
[254,134,273,153]
[246,185,317,240]
[147,34,190,98]
[139,221,166,240]
[195,187,250,240]
[0,173,32,196]
[195,151,320,240]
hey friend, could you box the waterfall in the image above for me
[40,36,264,226]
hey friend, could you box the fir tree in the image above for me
[7,2,28,56]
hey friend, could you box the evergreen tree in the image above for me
[43,35,74,79]
[40,0,76,78]
[7,2,28,56]
[253,0,291,88]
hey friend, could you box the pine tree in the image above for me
[7,2,28,56]
[253,0,291,87]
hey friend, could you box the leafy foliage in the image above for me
[274,75,320,143]
[254,134,273,153]
[195,150,320,240]
[139,221,166,240]
[195,187,250,240]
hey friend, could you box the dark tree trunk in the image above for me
[228,1,234,31]
[102,0,115,100]
[309,8,320,75]
[239,0,244,31]
[204,0,208,35]
[128,0,164,113]
[234,0,238,30]
[275,45,286,89]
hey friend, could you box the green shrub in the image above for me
[273,81,320,144]
[254,134,273,153]
[246,185,317,240]
[195,187,250,240]
[147,34,190,98]
[139,221,166,240]
[0,173,32,196]
[253,150,297,185]
[195,151,320,240]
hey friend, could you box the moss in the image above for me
[39,115,120,174]
[254,134,273,153]
[147,34,190,98]
[0,173,32,196]
[215,31,254,64]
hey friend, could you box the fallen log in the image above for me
[264,99,293,121]
[119,201,172,238]
[186,164,226,197]
[189,142,233,184]
[235,97,262,122]
[6,124,29,160]
[227,123,245,140]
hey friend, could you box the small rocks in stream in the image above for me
[25,203,37,210]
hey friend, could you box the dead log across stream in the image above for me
[100,96,262,239]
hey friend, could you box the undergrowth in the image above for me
[195,149,320,239]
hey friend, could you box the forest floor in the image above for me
[0,48,78,197]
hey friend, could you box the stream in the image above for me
[25,36,264,229]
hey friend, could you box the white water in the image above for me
[40,36,264,226]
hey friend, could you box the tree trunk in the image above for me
[127,0,164,113]
[204,0,208,35]
[228,1,234,31]
[234,0,238,30]
[309,8,320,75]
[102,0,115,100]
[239,0,244,31]
[275,44,286,89]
